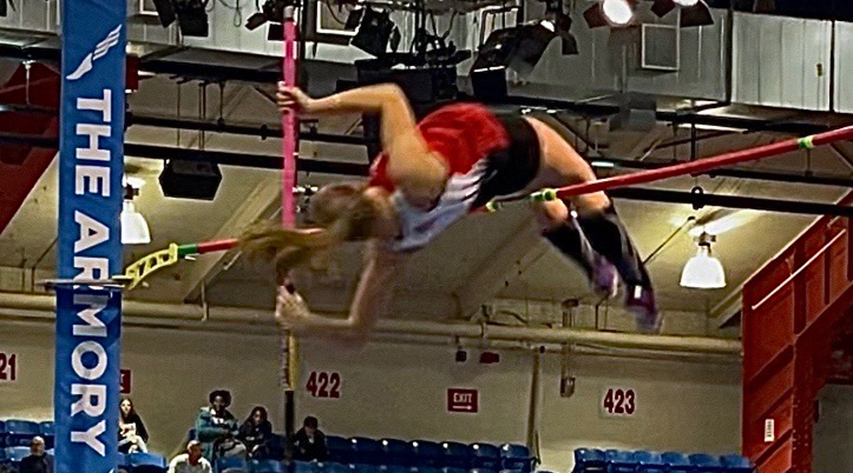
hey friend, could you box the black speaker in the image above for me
[159,160,222,200]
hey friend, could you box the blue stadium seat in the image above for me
[661,452,691,473]
[128,452,168,473]
[688,454,723,473]
[6,446,32,464]
[5,420,40,446]
[412,466,441,473]
[319,461,353,473]
[573,449,605,473]
[354,463,383,473]
[254,460,288,473]
[327,436,355,464]
[498,469,522,473]
[39,421,55,449]
[440,467,467,473]
[411,441,444,467]
[470,443,501,470]
[384,465,417,473]
[382,439,414,466]
[500,445,533,473]
[218,457,250,473]
[633,451,665,473]
[0,447,6,463]
[470,468,498,473]
[0,421,6,448]
[720,455,754,473]
[351,438,384,465]
[442,442,473,468]
[605,450,634,473]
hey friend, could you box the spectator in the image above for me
[168,440,212,473]
[293,416,327,462]
[238,406,274,459]
[194,389,246,461]
[19,436,53,473]
[118,397,149,453]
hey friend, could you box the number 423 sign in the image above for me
[601,387,636,418]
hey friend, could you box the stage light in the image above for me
[350,7,396,57]
[584,0,635,28]
[151,0,209,37]
[245,0,287,38]
[603,0,634,26]
[674,0,699,6]
[159,160,222,201]
[680,234,726,289]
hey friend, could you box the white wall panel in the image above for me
[732,12,831,110]
[833,21,853,113]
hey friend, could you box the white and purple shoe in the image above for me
[626,285,661,332]
[591,254,619,301]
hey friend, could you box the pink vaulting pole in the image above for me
[281,7,298,226]
[548,126,853,200]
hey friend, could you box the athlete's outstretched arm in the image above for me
[275,242,406,337]
[277,83,447,203]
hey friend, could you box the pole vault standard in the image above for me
[55,0,126,472]
[280,4,299,470]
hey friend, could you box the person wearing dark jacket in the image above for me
[119,397,150,453]
[237,406,274,459]
[194,390,247,461]
[19,436,53,473]
[293,416,327,462]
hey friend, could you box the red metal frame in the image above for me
[742,192,853,472]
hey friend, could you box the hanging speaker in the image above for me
[159,160,222,200]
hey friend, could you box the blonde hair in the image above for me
[240,183,377,275]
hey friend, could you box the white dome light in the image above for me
[121,201,151,245]
[680,243,726,289]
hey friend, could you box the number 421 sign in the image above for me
[601,387,636,418]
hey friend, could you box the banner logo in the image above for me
[67,25,123,81]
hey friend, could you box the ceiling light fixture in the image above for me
[121,201,151,245]
[602,0,634,26]
[680,233,725,289]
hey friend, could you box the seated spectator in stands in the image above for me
[168,440,212,473]
[119,397,150,453]
[293,416,327,462]
[194,389,247,461]
[238,406,274,459]
[20,436,53,473]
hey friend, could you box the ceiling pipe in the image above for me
[0,291,741,356]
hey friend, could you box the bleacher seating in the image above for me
[127,451,169,473]
[253,460,287,473]
[411,441,444,467]
[218,457,250,473]
[5,446,30,464]
[5,420,40,446]
[40,421,55,448]
[355,463,384,473]
[327,435,355,464]
[442,442,473,469]
[470,443,501,470]
[351,438,384,465]
[0,421,6,448]
[382,439,414,466]
[571,449,754,473]
[500,444,533,473]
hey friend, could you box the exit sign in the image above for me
[447,388,478,413]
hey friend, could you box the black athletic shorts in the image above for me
[472,112,542,209]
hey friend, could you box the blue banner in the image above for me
[57,0,126,471]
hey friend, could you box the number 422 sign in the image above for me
[601,387,636,418]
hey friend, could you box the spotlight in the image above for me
[602,0,634,26]
[680,0,714,27]
[245,0,286,33]
[584,0,635,28]
[650,0,676,17]
[350,7,396,57]
[673,0,698,5]
[152,0,209,37]
[680,233,726,289]
[541,13,579,55]
[472,22,559,77]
